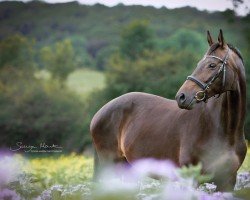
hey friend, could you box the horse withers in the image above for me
[90,30,247,190]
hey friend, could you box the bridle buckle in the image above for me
[195,90,206,102]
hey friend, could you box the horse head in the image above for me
[175,29,244,110]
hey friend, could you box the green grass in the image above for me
[34,69,51,80]
[35,68,105,98]
[239,147,250,172]
[67,69,105,98]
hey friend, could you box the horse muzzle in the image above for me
[175,92,196,110]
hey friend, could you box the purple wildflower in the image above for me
[212,192,235,200]
[0,148,14,157]
[0,155,21,187]
[131,158,180,181]
[0,188,21,200]
[235,172,250,190]
[162,181,198,200]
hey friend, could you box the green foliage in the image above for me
[243,28,250,139]
[3,152,250,199]
[120,20,155,60]
[100,22,208,110]
[239,146,250,172]
[6,155,93,199]
[0,33,103,151]
[0,34,35,71]
[40,39,76,85]
[234,188,250,200]
[0,1,249,145]
[35,68,106,99]
[178,163,213,184]
[160,29,207,56]
[95,45,117,70]
[106,51,187,99]
[0,1,249,70]
[0,78,87,152]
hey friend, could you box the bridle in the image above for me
[186,47,230,102]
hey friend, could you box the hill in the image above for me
[0,1,250,140]
[0,1,249,69]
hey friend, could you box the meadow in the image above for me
[67,69,105,99]
[0,148,249,200]
[35,68,105,98]
[1,2,250,199]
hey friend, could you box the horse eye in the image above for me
[209,63,216,68]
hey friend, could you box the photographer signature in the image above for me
[10,142,62,152]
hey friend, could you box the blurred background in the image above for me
[0,0,249,154]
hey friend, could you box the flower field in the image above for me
[0,149,249,200]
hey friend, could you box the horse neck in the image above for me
[208,61,246,141]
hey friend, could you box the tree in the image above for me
[0,78,87,152]
[104,27,205,100]
[161,29,206,58]
[230,0,249,15]
[41,39,76,86]
[120,20,155,60]
[106,50,194,100]
[0,34,35,71]
[231,0,244,8]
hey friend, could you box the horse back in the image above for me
[90,92,181,164]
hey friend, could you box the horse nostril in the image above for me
[179,93,186,103]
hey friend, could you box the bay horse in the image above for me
[90,30,247,190]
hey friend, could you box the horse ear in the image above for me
[207,30,214,46]
[218,29,226,47]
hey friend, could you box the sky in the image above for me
[3,0,250,15]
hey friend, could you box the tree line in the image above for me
[0,2,249,152]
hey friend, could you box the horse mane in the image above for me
[207,42,244,63]
[228,43,244,63]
